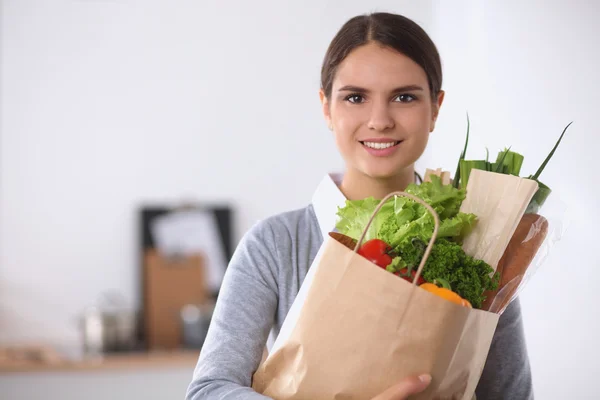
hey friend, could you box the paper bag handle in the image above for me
[353,191,440,286]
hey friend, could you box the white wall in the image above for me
[0,0,432,347]
[0,1,433,399]
[421,1,600,399]
[2,1,598,399]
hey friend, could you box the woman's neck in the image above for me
[339,167,416,200]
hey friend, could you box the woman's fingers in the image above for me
[371,374,432,400]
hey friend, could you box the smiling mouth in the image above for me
[359,141,402,150]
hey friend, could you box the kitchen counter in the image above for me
[0,349,200,374]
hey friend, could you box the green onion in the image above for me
[449,116,571,214]
[452,113,471,188]
[525,121,573,212]
[526,181,551,214]
[494,146,512,173]
[495,149,525,176]
[529,121,573,181]
[459,159,488,188]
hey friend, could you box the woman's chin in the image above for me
[362,163,412,180]
[361,166,411,181]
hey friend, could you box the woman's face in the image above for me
[320,42,444,180]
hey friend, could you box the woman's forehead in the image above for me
[333,43,428,91]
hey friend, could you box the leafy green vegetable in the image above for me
[377,211,429,251]
[334,197,389,243]
[386,256,406,273]
[404,175,467,220]
[386,237,499,308]
[336,175,478,264]
[393,238,426,268]
[419,239,499,308]
[336,175,478,252]
[438,212,478,240]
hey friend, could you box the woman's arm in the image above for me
[185,221,280,400]
[475,298,534,400]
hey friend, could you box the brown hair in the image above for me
[320,12,442,100]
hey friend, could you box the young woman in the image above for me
[186,12,533,400]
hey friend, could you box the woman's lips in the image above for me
[359,140,402,157]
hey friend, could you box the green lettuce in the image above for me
[438,212,478,241]
[334,197,391,243]
[335,175,477,250]
[405,175,467,219]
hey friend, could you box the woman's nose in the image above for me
[367,102,395,131]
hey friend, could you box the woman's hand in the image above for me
[371,374,432,400]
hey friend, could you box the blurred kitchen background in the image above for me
[1,1,598,399]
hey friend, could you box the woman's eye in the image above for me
[345,94,365,104]
[394,94,416,103]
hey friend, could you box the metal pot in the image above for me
[79,292,139,355]
[80,306,138,355]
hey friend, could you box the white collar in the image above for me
[311,173,347,239]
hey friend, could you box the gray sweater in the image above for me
[185,205,533,400]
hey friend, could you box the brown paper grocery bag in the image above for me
[252,192,500,400]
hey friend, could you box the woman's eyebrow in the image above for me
[338,85,369,93]
[390,85,425,92]
[338,84,425,93]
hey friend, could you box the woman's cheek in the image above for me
[337,104,367,133]
[331,105,357,137]
[401,106,432,137]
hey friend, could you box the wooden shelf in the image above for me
[0,349,200,374]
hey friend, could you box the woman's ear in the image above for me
[319,89,333,130]
[430,90,445,132]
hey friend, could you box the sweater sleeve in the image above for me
[185,221,279,400]
[475,298,534,400]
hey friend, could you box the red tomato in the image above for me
[357,239,393,269]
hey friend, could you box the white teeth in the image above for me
[363,141,397,149]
